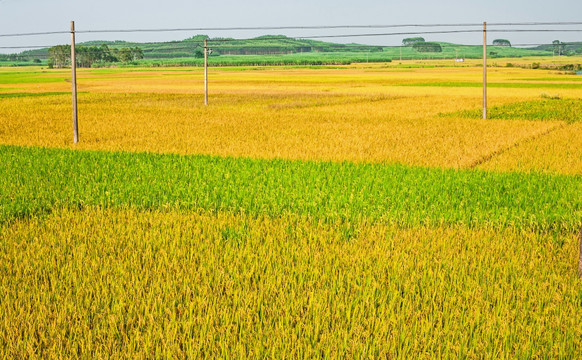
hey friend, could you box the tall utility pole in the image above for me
[204,39,208,106]
[71,21,79,143]
[482,21,487,120]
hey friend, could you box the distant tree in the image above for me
[189,34,210,42]
[403,37,425,46]
[76,46,100,68]
[100,44,118,62]
[131,47,144,61]
[118,47,134,63]
[48,45,71,68]
[412,41,442,53]
[493,39,511,47]
[194,48,204,58]
[48,44,121,68]
[553,40,565,56]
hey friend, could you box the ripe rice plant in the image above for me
[1,60,582,357]
[1,64,582,173]
[1,208,581,358]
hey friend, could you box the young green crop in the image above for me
[450,98,582,123]
[1,145,580,233]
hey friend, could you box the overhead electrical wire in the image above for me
[2,24,580,55]
[3,40,579,53]
[1,21,582,37]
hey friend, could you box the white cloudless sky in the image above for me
[1,0,581,52]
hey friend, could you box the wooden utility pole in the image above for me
[483,21,487,120]
[71,21,79,143]
[204,39,208,106]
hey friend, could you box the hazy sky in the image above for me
[1,0,581,53]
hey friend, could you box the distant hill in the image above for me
[16,35,565,60]
[3,35,579,67]
[382,42,554,60]
[533,42,582,56]
[18,35,384,60]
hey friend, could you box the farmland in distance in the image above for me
[1,58,582,358]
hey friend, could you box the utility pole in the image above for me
[71,21,79,143]
[204,39,208,106]
[482,21,487,120]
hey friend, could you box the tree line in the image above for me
[402,37,443,52]
[48,45,144,68]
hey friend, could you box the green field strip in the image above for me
[0,92,70,99]
[0,72,68,85]
[1,145,580,232]
[516,77,582,82]
[399,81,582,89]
[446,99,582,123]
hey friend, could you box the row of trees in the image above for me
[402,37,442,52]
[0,54,38,62]
[48,45,144,68]
[403,37,515,53]
[402,38,443,52]
[492,39,511,47]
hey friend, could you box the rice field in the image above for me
[1,58,582,358]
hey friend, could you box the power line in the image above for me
[0,31,69,38]
[68,22,582,34]
[487,22,582,26]
[489,29,582,33]
[75,23,484,34]
[3,21,582,38]
[3,40,580,54]
[205,29,582,43]
[0,45,55,49]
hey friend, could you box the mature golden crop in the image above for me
[1,60,581,173]
[478,122,582,174]
[1,208,581,358]
[1,60,582,358]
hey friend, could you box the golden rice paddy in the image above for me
[0,58,580,172]
[1,58,581,358]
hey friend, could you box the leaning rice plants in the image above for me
[1,208,581,358]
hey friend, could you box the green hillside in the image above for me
[383,42,553,60]
[533,41,582,56]
[0,35,571,67]
[15,35,383,60]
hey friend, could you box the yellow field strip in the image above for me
[1,207,581,358]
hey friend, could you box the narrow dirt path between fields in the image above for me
[468,122,570,169]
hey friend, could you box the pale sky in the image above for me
[1,0,581,53]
